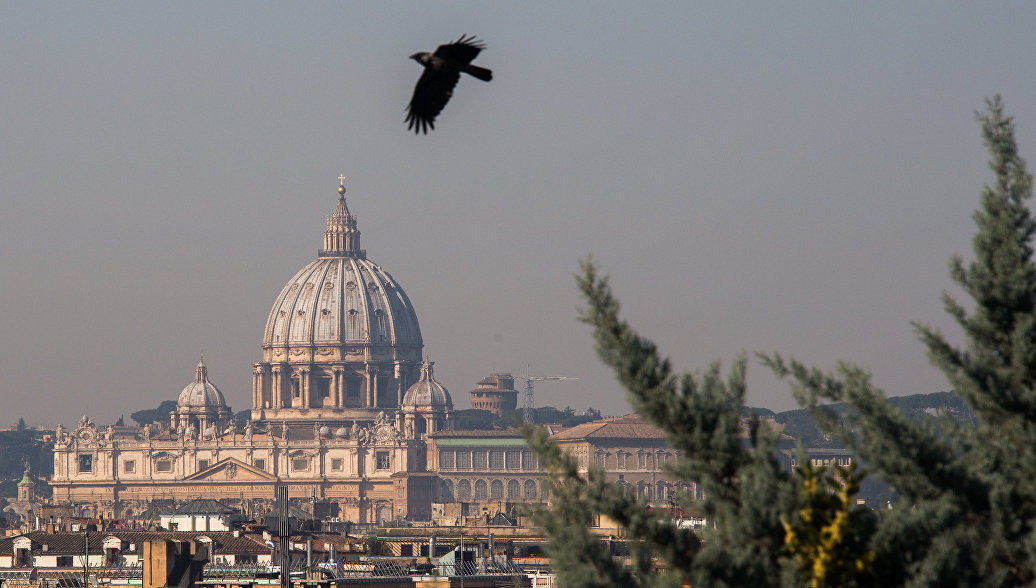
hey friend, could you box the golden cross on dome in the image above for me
[338,174,347,186]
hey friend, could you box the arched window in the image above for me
[441,479,455,501]
[490,479,504,499]
[474,479,488,500]
[523,479,538,500]
[457,479,472,500]
[507,479,521,499]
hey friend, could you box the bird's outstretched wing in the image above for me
[433,34,485,64]
[405,68,461,134]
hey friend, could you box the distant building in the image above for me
[551,415,691,502]
[468,374,518,418]
[426,429,546,520]
[0,530,268,569]
[49,180,453,525]
[161,499,243,532]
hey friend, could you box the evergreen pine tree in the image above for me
[528,260,874,587]
[768,95,1036,585]
[531,97,1033,586]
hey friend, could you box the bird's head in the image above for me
[410,52,430,64]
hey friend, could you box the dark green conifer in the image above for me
[532,97,1033,586]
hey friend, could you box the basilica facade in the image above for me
[49,181,452,524]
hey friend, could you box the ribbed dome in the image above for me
[178,359,228,408]
[262,192,422,350]
[403,361,453,408]
[263,256,422,348]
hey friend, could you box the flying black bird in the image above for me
[405,35,492,134]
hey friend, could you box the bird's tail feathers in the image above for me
[463,65,493,82]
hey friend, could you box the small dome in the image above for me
[318,425,331,437]
[403,361,453,408]
[178,359,228,409]
[334,427,349,438]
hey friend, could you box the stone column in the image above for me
[366,368,374,407]
[272,367,283,409]
[335,368,344,408]
[372,370,380,408]
[395,362,404,407]
[252,366,263,409]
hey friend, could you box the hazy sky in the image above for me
[2,2,1036,428]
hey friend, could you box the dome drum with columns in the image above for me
[252,182,431,430]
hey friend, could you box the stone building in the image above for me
[467,373,518,418]
[49,179,452,524]
[550,415,692,502]
[426,429,546,521]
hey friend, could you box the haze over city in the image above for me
[2,2,1035,428]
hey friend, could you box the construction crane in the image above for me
[523,372,578,423]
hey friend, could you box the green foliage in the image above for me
[234,409,251,429]
[782,461,875,588]
[363,536,392,556]
[529,259,875,587]
[0,429,53,490]
[130,400,177,426]
[451,407,600,430]
[532,97,1032,586]
[452,408,503,430]
[764,96,1036,585]
[532,406,600,427]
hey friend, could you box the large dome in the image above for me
[263,257,421,348]
[251,182,427,424]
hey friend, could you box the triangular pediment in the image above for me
[183,458,277,482]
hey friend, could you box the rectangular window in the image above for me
[522,451,537,470]
[57,556,74,567]
[345,378,362,407]
[473,451,488,469]
[456,451,472,470]
[123,460,135,473]
[617,453,627,469]
[439,451,455,470]
[506,451,521,469]
[254,459,266,471]
[198,460,210,470]
[376,451,391,470]
[594,453,606,468]
[79,455,93,473]
[293,458,310,471]
[489,451,504,470]
[638,454,649,470]
[331,458,344,471]
[156,460,172,473]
